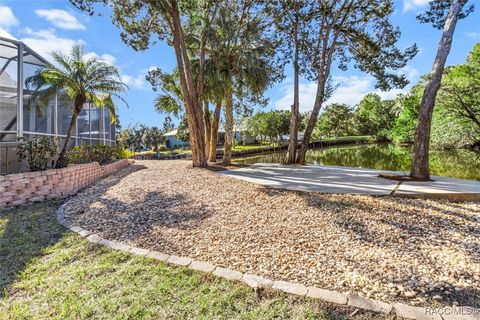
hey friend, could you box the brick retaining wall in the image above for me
[0,159,131,209]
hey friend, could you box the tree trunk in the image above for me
[56,94,85,168]
[295,73,329,164]
[208,101,222,162]
[295,28,342,164]
[203,100,211,157]
[222,88,234,165]
[410,1,462,180]
[170,0,207,167]
[285,4,300,164]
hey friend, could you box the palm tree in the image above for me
[144,126,164,158]
[151,69,184,118]
[207,5,271,165]
[151,65,224,162]
[26,45,128,167]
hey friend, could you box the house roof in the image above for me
[163,126,246,137]
[163,129,178,137]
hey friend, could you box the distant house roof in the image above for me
[163,129,178,137]
[163,126,246,137]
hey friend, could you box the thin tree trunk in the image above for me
[223,88,234,165]
[285,4,300,164]
[296,70,330,164]
[410,1,462,180]
[204,100,211,157]
[295,34,345,163]
[294,1,353,164]
[208,101,222,162]
[57,95,85,168]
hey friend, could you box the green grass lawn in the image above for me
[0,202,391,319]
[229,144,284,153]
[314,136,372,141]
[135,149,191,156]
[233,144,280,150]
[134,137,373,159]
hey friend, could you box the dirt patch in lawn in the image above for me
[64,160,480,308]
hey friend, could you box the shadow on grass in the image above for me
[0,201,65,298]
[0,164,145,299]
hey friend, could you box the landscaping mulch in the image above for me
[64,160,480,308]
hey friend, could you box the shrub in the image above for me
[374,129,391,142]
[119,148,133,159]
[17,136,57,172]
[68,144,128,165]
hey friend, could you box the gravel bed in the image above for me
[64,160,480,308]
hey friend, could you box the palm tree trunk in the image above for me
[208,101,222,162]
[410,1,462,181]
[223,88,234,165]
[56,95,85,168]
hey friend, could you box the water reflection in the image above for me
[233,143,480,181]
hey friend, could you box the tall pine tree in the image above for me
[410,0,474,180]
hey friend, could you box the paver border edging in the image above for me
[55,202,479,320]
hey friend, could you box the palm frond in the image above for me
[154,94,182,118]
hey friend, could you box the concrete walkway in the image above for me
[221,163,480,201]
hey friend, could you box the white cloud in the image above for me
[403,0,430,12]
[0,6,19,29]
[85,52,117,65]
[0,27,17,40]
[327,76,379,106]
[121,73,147,90]
[35,9,86,30]
[274,66,419,111]
[274,81,318,112]
[327,76,407,106]
[21,28,144,91]
[400,65,420,83]
[21,28,86,59]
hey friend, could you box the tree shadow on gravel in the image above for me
[0,201,66,298]
[66,162,213,248]
[88,190,213,254]
[414,201,480,224]
[257,186,480,307]
[90,163,149,190]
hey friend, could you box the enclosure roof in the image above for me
[0,36,50,67]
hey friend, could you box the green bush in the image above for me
[68,144,128,165]
[17,136,57,172]
[375,129,391,142]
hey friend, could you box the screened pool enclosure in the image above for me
[0,36,116,174]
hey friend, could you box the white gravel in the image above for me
[64,160,480,308]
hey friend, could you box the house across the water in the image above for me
[163,128,256,149]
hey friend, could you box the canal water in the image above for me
[233,143,480,181]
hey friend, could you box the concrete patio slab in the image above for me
[220,163,400,195]
[396,175,480,201]
[220,163,480,200]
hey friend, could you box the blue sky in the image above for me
[0,0,479,129]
